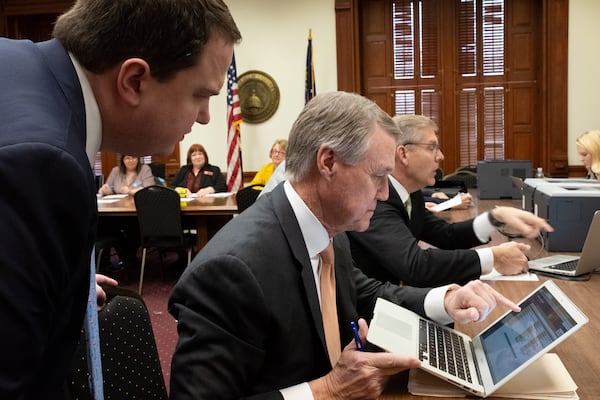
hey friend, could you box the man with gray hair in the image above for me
[169,92,520,400]
[348,114,553,288]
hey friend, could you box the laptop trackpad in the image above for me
[377,312,413,340]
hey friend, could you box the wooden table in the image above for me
[380,192,600,399]
[97,194,238,250]
[380,276,600,399]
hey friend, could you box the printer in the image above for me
[533,184,600,251]
[522,178,597,213]
[477,160,532,199]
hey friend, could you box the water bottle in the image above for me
[535,167,544,178]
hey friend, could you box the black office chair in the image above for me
[94,236,121,273]
[443,168,478,188]
[148,162,166,186]
[133,185,196,294]
[64,286,168,400]
[235,184,264,213]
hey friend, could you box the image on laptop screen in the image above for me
[479,286,577,384]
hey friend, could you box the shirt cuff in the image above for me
[281,382,314,400]
[424,285,454,325]
[475,248,494,275]
[473,212,496,243]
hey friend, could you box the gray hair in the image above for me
[392,114,439,144]
[286,92,399,181]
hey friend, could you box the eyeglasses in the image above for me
[404,142,441,153]
[271,150,286,155]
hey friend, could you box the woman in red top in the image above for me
[170,144,227,197]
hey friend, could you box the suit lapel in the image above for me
[387,180,411,223]
[270,186,329,351]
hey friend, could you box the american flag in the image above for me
[305,29,316,105]
[226,53,243,192]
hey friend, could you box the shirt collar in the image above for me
[283,181,331,258]
[69,53,102,169]
[388,175,411,203]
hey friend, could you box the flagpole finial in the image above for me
[308,28,312,40]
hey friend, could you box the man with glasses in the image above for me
[347,114,553,287]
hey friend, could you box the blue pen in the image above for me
[350,321,363,351]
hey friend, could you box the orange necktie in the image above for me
[319,242,341,366]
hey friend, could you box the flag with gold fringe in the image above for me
[305,29,316,104]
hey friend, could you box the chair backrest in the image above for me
[443,170,478,188]
[235,184,264,213]
[148,162,166,179]
[134,185,184,245]
[64,287,168,400]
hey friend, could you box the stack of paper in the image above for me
[408,353,578,399]
[430,195,463,212]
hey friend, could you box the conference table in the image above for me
[97,193,238,250]
[380,192,600,399]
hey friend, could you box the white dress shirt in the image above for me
[279,181,454,399]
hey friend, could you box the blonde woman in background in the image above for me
[575,130,600,180]
[249,139,288,186]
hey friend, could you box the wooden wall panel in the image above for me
[336,0,570,176]
[543,0,569,177]
[335,0,360,93]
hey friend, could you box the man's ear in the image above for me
[396,144,410,166]
[116,58,151,107]
[316,145,336,178]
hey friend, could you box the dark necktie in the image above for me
[319,242,341,366]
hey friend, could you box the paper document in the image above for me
[202,192,233,198]
[408,353,578,399]
[480,269,539,281]
[97,199,120,204]
[430,194,463,212]
[100,194,128,200]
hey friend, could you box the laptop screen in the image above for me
[479,286,577,384]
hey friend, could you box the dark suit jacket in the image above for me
[168,184,431,400]
[0,39,97,399]
[169,163,227,192]
[347,181,485,287]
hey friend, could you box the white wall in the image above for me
[181,0,599,171]
[568,0,600,165]
[180,0,337,172]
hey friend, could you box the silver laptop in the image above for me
[528,209,600,277]
[367,280,588,398]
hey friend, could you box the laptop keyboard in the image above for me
[419,319,472,383]
[548,260,578,271]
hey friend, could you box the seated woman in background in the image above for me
[249,139,288,186]
[575,129,600,180]
[98,155,155,195]
[171,143,227,196]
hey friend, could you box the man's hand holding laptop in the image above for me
[310,280,520,399]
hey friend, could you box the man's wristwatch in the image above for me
[488,209,506,228]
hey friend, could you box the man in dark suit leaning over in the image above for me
[347,114,553,288]
[0,1,240,398]
[168,92,522,400]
